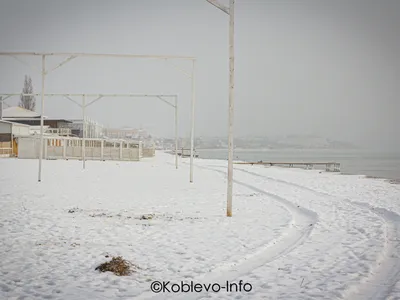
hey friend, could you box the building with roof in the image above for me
[2,106,73,131]
[0,120,30,157]
[1,106,107,138]
[2,106,40,119]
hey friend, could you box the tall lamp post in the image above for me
[206,0,235,217]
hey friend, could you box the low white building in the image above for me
[0,120,30,157]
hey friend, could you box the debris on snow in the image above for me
[95,256,136,276]
[140,214,155,220]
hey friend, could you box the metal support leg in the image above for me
[38,55,46,182]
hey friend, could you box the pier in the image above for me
[234,161,341,172]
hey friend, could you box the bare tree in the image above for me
[19,75,36,111]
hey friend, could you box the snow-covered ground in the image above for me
[1,152,399,300]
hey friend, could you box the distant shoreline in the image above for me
[192,148,400,182]
[197,148,363,152]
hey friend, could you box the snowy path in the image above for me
[345,203,400,300]
[1,153,400,299]
[142,159,400,300]
[139,164,317,300]
[210,162,400,300]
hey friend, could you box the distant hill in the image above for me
[188,135,358,150]
[270,134,358,150]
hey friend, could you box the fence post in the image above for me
[63,138,67,159]
[101,140,104,161]
[44,138,48,159]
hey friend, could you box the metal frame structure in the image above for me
[206,0,235,216]
[0,52,195,182]
[0,93,179,170]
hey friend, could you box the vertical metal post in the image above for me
[38,55,46,182]
[82,95,86,169]
[175,95,178,169]
[11,133,14,157]
[0,96,3,120]
[227,0,235,217]
[101,139,104,160]
[9,95,13,154]
[190,60,196,183]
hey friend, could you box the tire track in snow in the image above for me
[342,204,400,300]
[138,163,317,300]
[227,165,400,300]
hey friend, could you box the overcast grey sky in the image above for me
[0,0,399,150]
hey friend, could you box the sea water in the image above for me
[197,149,400,181]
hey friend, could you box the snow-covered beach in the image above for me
[1,152,400,300]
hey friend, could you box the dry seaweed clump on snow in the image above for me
[95,256,136,276]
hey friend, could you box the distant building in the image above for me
[60,118,104,138]
[104,128,139,139]
[104,128,150,140]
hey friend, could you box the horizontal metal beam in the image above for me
[0,52,195,60]
[0,93,178,98]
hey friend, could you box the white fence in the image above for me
[0,148,12,157]
[142,147,155,158]
[45,128,72,136]
[17,136,144,162]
